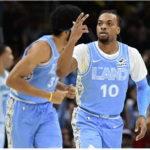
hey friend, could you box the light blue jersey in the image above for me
[0,70,10,123]
[4,36,63,148]
[0,70,10,148]
[10,35,60,103]
[76,41,130,115]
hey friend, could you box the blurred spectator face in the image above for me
[138,26,147,42]
[127,25,137,38]
[0,46,14,69]
[97,13,120,44]
[62,128,71,148]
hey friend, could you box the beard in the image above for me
[98,36,109,44]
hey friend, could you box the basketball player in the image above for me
[56,10,150,148]
[4,5,81,148]
[0,44,14,148]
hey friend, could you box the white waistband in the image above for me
[78,107,120,120]
[10,94,36,104]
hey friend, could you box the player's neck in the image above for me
[51,35,67,54]
[98,41,119,55]
[0,63,5,76]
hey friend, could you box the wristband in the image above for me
[49,92,53,102]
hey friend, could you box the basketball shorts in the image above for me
[3,94,62,148]
[71,107,123,148]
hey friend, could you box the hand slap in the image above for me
[65,84,76,99]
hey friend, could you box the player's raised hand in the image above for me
[65,84,76,99]
[69,12,89,43]
[135,116,147,141]
[51,90,68,104]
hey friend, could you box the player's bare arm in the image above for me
[56,13,89,78]
[55,82,76,99]
[7,41,67,104]
[135,116,147,141]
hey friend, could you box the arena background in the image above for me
[1,1,150,148]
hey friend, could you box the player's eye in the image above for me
[98,23,102,26]
[108,23,112,25]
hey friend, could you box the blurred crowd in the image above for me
[1,1,150,148]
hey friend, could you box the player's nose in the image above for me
[101,26,107,30]
[100,23,107,30]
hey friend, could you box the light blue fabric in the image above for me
[76,41,130,115]
[63,72,77,87]
[72,107,123,148]
[4,35,63,148]
[57,100,68,128]
[10,35,60,104]
[0,70,10,123]
[4,95,62,148]
[135,77,150,118]
[0,70,10,148]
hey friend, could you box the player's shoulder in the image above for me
[74,43,88,51]
[33,35,52,50]
[121,44,141,62]
[28,40,51,55]
[127,45,139,53]
[127,45,141,59]
[86,41,97,47]
[75,41,96,50]
[119,41,140,56]
[34,40,50,49]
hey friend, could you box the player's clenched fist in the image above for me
[65,84,76,99]
[69,13,89,43]
[51,90,68,104]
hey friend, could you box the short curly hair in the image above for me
[50,5,82,36]
[99,10,122,27]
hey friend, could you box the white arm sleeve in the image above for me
[129,46,147,82]
[72,44,90,74]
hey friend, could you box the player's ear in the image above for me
[117,27,120,35]
[65,31,70,36]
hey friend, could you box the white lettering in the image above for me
[92,67,128,81]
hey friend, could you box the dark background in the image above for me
[1,1,150,148]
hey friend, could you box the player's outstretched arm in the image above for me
[134,77,150,141]
[56,13,89,78]
[6,41,67,104]
[129,47,150,141]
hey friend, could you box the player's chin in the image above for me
[98,37,109,43]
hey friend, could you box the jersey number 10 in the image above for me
[101,84,119,97]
